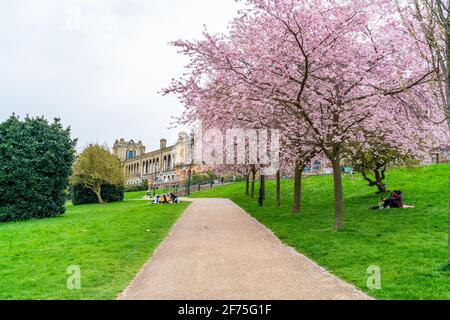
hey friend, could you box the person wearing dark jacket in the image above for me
[372,191,405,210]
[390,191,404,208]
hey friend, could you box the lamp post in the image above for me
[152,169,162,197]
[153,169,157,197]
[186,160,194,196]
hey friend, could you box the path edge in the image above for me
[231,201,375,301]
[117,198,374,301]
[116,199,194,300]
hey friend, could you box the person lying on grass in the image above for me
[371,191,415,210]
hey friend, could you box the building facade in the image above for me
[113,132,200,188]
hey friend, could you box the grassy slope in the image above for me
[0,193,188,300]
[192,165,450,300]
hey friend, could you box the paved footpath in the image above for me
[118,199,371,300]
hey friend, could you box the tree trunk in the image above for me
[375,181,387,194]
[446,16,450,132]
[245,175,250,196]
[251,166,256,198]
[374,170,387,193]
[293,163,303,214]
[444,14,450,266]
[262,174,266,201]
[94,186,104,204]
[276,170,281,208]
[362,168,387,194]
[331,156,344,230]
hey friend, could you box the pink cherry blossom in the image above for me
[163,0,449,230]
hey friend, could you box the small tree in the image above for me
[349,146,411,194]
[71,145,124,203]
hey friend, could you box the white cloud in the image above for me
[0,0,243,151]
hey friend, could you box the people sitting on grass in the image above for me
[170,193,180,204]
[161,194,169,204]
[151,193,180,205]
[371,191,415,210]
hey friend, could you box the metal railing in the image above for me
[148,181,230,197]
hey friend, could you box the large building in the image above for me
[113,132,200,188]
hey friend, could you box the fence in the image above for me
[148,181,231,197]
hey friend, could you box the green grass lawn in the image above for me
[192,165,450,300]
[0,193,188,300]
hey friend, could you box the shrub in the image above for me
[124,180,149,193]
[71,144,125,203]
[0,115,76,222]
[71,184,124,205]
[191,171,219,185]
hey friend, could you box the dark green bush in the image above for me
[71,184,124,205]
[0,115,76,222]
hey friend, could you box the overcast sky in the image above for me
[0,0,242,151]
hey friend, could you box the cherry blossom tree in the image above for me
[346,106,449,193]
[397,0,450,265]
[164,9,319,212]
[165,0,444,230]
[398,0,450,130]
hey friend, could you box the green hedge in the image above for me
[71,184,124,205]
[0,116,76,222]
[124,180,148,193]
